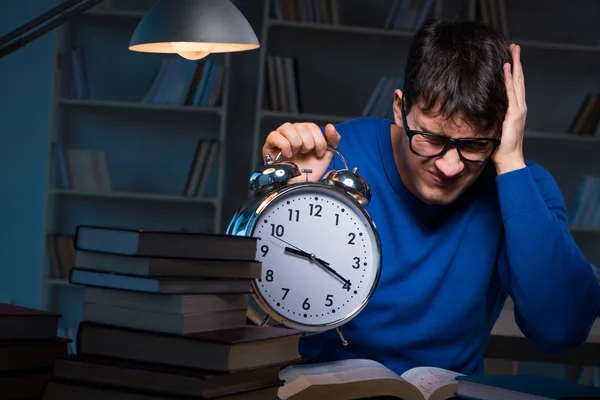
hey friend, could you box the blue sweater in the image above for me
[298,117,600,375]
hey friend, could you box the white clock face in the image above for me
[251,186,381,330]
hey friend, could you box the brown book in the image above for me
[570,94,598,135]
[83,302,248,335]
[74,225,257,261]
[69,268,253,295]
[77,322,304,372]
[42,379,283,400]
[0,303,61,341]
[83,287,250,314]
[53,354,301,398]
[0,369,53,399]
[75,250,262,279]
[0,337,70,372]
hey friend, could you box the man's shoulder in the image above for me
[525,160,556,183]
[333,116,391,136]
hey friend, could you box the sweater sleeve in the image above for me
[495,162,600,354]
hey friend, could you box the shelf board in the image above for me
[57,98,223,115]
[570,225,600,234]
[45,279,75,286]
[516,39,600,54]
[524,130,600,143]
[261,110,354,123]
[268,20,414,39]
[83,9,146,19]
[268,20,600,54]
[51,189,219,205]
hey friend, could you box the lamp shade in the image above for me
[129,0,259,60]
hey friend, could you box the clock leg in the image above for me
[258,313,271,326]
[336,326,349,346]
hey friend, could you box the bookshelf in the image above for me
[249,0,600,266]
[40,1,232,331]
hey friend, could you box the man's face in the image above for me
[392,91,493,206]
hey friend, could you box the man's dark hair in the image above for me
[403,18,511,136]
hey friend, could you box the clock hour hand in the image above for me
[284,246,351,288]
[272,236,331,267]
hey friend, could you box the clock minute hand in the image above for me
[314,257,352,288]
[284,246,351,288]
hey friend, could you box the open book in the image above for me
[278,359,464,400]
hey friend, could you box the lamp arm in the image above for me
[0,0,108,60]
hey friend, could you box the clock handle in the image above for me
[336,326,349,346]
[327,145,349,170]
[258,313,271,326]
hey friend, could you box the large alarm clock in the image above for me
[226,146,382,345]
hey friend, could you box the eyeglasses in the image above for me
[401,95,501,163]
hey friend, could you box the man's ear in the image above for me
[392,89,404,128]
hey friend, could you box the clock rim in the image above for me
[231,182,383,332]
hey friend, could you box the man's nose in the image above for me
[434,147,464,177]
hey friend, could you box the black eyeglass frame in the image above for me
[400,95,501,163]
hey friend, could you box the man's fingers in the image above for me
[324,124,341,148]
[263,131,292,160]
[277,123,303,157]
[504,62,517,109]
[296,123,316,154]
[311,125,328,158]
[511,44,525,107]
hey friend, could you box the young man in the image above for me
[261,19,600,375]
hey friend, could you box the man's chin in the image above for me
[419,186,463,206]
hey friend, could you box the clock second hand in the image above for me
[270,236,351,287]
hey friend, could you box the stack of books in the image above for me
[41,225,305,399]
[0,304,69,399]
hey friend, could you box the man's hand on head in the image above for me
[492,43,527,175]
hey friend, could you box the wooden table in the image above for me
[485,300,600,367]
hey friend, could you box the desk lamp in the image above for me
[0,0,260,60]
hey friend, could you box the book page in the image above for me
[279,359,417,400]
[400,366,464,400]
[280,359,396,383]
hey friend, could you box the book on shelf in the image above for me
[184,139,220,197]
[53,145,112,193]
[46,234,75,280]
[0,304,70,399]
[476,0,511,39]
[454,374,600,399]
[142,58,226,107]
[569,175,600,227]
[383,0,435,32]
[277,358,463,400]
[43,223,304,399]
[265,54,302,113]
[271,0,340,25]
[569,93,600,136]
[56,46,89,100]
[361,75,404,120]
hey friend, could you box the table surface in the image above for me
[486,299,600,366]
[491,299,600,344]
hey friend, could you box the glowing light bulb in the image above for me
[171,42,215,60]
